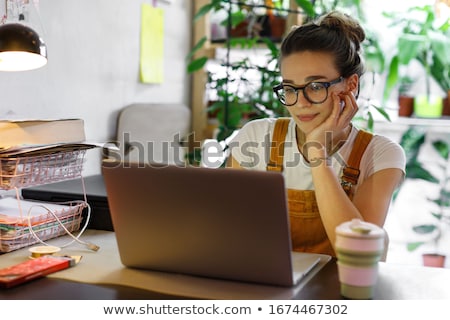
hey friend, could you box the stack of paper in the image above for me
[0,197,85,252]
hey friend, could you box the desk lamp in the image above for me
[0,22,47,71]
[0,0,47,71]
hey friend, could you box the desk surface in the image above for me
[1,231,450,300]
[1,256,450,300]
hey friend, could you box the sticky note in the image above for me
[140,4,164,84]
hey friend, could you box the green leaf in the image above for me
[371,105,391,121]
[431,212,443,220]
[206,100,223,113]
[429,52,450,92]
[229,37,258,49]
[432,140,449,160]
[260,37,279,57]
[216,102,242,129]
[187,57,208,73]
[294,0,315,18]
[383,56,399,102]
[430,197,450,208]
[440,189,450,198]
[398,34,427,65]
[366,111,374,132]
[193,3,214,22]
[412,224,437,234]
[226,11,247,29]
[399,127,426,163]
[186,37,207,61]
[429,30,450,67]
[407,241,425,251]
[406,161,439,182]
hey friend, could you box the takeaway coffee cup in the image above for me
[335,219,385,299]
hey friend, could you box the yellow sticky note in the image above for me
[140,4,164,84]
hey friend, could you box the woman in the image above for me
[227,11,405,257]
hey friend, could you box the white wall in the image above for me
[0,0,192,176]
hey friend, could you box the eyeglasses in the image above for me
[273,76,343,106]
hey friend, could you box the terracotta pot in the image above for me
[268,15,286,41]
[398,96,414,117]
[442,90,450,116]
[422,253,446,268]
[230,21,249,38]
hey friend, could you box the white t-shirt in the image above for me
[229,118,406,192]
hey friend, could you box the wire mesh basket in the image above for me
[0,149,86,190]
[0,198,86,253]
[0,149,89,252]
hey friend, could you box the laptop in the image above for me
[101,160,330,287]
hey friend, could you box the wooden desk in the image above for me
[1,257,449,300]
[1,231,449,300]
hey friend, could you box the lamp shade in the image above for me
[0,23,47,71]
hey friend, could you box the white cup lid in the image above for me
[336,219,385,239]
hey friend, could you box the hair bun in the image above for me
[317,11,365,51]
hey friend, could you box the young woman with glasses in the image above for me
[227,11,405,258]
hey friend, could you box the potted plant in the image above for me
[397,75,415,117]
[188,0,390,145]
[188,0,291,144]
[383,5,450,118]
[397,127,450,267]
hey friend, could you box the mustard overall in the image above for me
[266,118,373,256]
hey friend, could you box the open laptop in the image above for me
[101,160,330,287]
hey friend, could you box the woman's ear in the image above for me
[346,74,359,94]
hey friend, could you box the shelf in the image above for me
[374,116,450,134]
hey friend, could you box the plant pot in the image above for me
[268,15,286,41]
[422,253,446,268]
[414,95,443,118]
[398,96,414,117]
[442,90,450,117]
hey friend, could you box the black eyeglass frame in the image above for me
[273,76,344,106]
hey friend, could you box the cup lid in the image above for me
[336,219,385,239]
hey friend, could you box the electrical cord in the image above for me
[14,176,100,252]
[25,200,99,251]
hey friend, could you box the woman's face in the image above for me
[280,51,349,135]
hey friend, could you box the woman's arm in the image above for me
[310,152,403,250]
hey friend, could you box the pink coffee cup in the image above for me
[335,219,385,299]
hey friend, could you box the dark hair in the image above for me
[280,11,366,79]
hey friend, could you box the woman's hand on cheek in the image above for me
[305,93,354,146]
[338,91,359,123]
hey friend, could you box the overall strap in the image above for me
[341,129,373,198]
[267,117,290,172]
[267,119,373,199]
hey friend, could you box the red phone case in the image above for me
[0,255,75,289]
